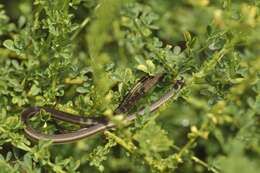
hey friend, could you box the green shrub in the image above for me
[0,0,260,172]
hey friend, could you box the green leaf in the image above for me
[3,40,14,50]
[76,86,89,94]
[28,85,41,96]
[134,121,173,154]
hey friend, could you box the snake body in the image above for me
[21,74,184,144]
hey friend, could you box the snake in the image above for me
[21,74,184,144]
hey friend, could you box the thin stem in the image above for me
[191,156,220,173]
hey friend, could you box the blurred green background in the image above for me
[0,0,260,173]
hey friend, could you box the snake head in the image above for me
[174,76,185,90]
